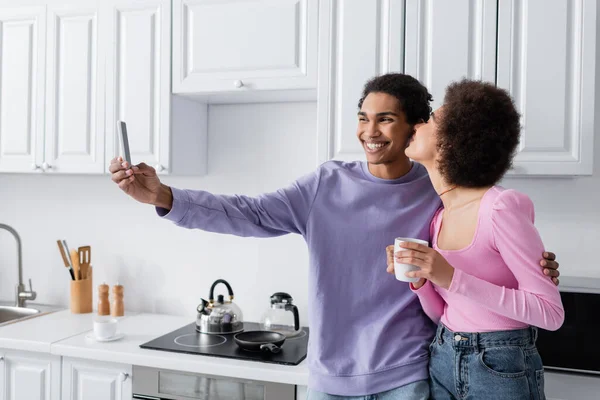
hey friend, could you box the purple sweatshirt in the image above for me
[158,161,441,396]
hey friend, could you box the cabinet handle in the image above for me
[155,164,165,172]
[233,80,244,88]
[0,356,4,362]
[119,372,129,382]
[42,162,52,171]
[31,164,41,171]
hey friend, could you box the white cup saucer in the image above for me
[85,332,125,342]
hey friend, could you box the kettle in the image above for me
[260,292,301,338]
[196,279,244,334]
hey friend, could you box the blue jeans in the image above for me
[306,380,430,400]
[429,324,546,399]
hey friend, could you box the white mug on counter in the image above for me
[394,237,429,283]
[93,317,118,339]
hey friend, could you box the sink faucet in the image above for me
[0,224,36,307]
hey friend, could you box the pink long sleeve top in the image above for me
[413,186,565,332]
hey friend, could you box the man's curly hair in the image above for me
[437,79,521,187]
[358,73,433,125]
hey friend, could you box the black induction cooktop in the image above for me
[140,322,309,366]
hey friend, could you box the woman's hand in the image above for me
[385,245,395,275]
[395,241,455,289]
[386,244,428,289]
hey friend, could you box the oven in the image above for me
[536,277,600,375]
[132,365,296,400]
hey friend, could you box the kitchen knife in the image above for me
[57,240,75,280]
[63,240,78,280]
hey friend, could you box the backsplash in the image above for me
[1,100,599,324]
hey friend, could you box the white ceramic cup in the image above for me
[394,237,429,283]
[93,317,118,339]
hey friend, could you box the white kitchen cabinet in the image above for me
[404,0,497,110]
[105,0,171,173]
[0,1,106,174]
[497,0,596,176]
[61,358,132,400]
[0,0,207,175]
[296,385,307,399]
[44,2,107,174]
[0,349,61,400]
[0,5,46,173]
[316,0,405,163]
[317,0,597,176]
[172,0,319,102]
[104,0,207,175]
[403,0,597,177]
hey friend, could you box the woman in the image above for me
[394,79,564,399]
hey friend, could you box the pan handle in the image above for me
[260,343,281,354]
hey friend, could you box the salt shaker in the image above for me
[97,283,110,316]
[111,283,124,317]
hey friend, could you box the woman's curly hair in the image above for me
[358,73,433,125]
[437,79,521,187]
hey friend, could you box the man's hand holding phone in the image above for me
[109,121,173,210]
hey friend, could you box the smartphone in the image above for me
[117,120,132,167]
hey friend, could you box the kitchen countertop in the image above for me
[558,276,600,293]
[0,303,85,352]
[0,309,309,386]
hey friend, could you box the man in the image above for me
[110,73,559,399]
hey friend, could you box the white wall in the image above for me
[501,151,600,281]
[1,83,600,324]
[0,102,317,323]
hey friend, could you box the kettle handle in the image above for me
[285,304,300,331]
[209,279,234,303]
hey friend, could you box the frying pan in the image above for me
[234,331,286,353]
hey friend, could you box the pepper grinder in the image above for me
[97,283,110,316]
[111,283,124,317]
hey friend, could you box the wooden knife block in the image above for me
[70,269,93,314]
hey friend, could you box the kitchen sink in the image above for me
[0,305,41,325]
[0,302,62,328]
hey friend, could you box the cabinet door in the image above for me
[0,6,46,173]
[62,358,132,400]
[296,385,307,399]
[316,0,405,163]
[497,0,596,176]
[173,0,318,95]
[404,0,497,110]
[105,0,171,173]
[44,2,106,174]
[0,350,60,400]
